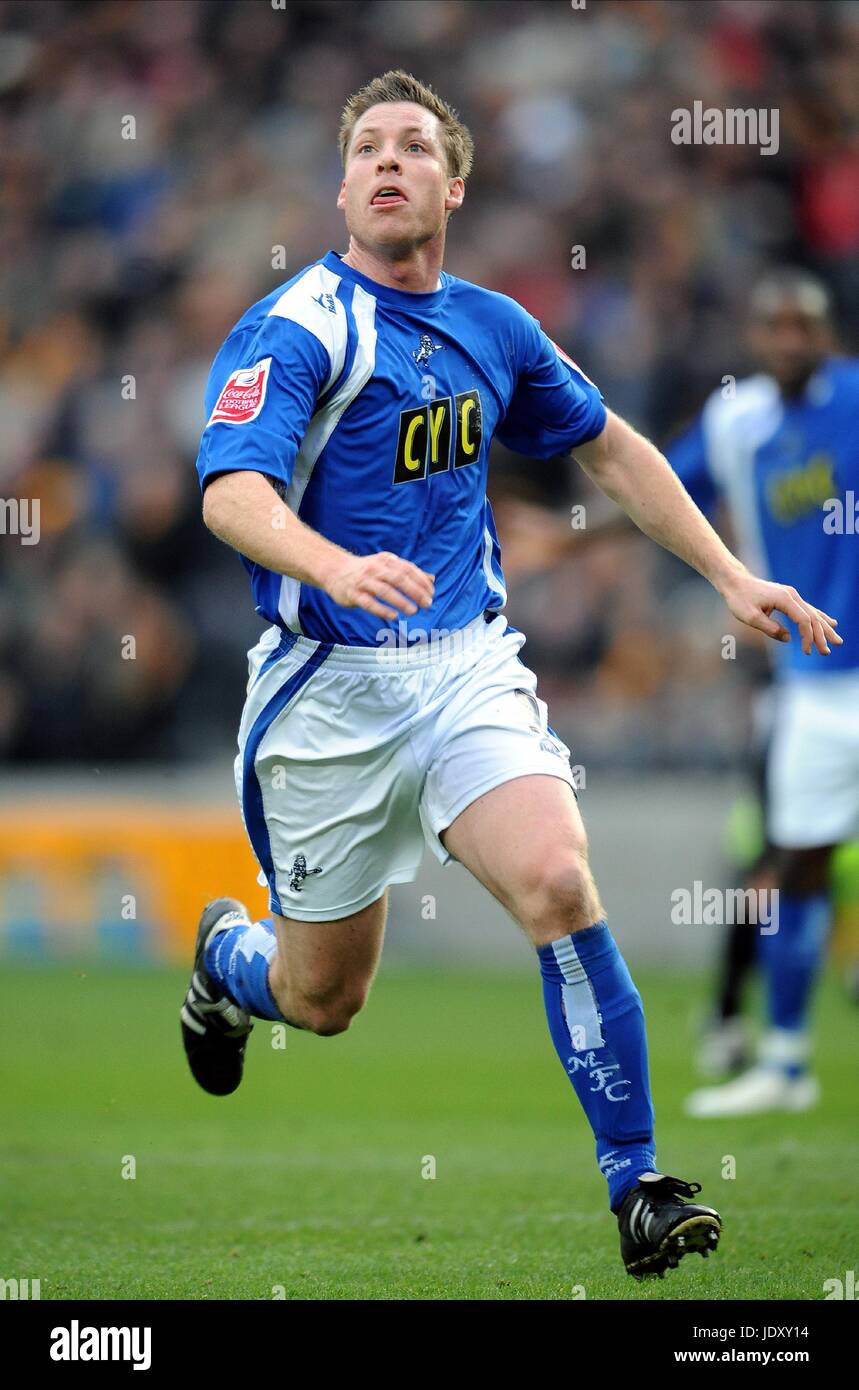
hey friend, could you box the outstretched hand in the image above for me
[719,571,842,656]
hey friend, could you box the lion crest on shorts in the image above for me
[289,853,323,892]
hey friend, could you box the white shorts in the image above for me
[767,670,859,849]
[234,611,576,920]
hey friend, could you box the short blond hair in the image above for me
[338,69,474,181]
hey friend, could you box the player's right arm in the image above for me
[202,470,433,621]
[196,314,433,622]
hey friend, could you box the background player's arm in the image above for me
[203,470,434,622]
[493,494,632,579]
[573,409,841,656]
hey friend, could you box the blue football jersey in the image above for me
[668,359,859,676]
[196,250,606,645]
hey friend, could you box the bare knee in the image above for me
[293,982,369,1036]
[268,894,387,1035]
[516,848,603,941]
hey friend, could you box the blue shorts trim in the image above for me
[252,630,300,688]
[242,642,332,913]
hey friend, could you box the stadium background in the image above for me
[1,0,858,1302]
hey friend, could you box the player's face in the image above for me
[337,102,464,255]
[749,302,832,394]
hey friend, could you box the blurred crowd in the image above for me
[1,0,857,766]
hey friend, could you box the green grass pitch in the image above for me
[1,963,856,1300]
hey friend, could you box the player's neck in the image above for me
[777,365,818,402]
[340,238,444,294]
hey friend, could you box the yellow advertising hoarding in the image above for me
[0,802,267,961]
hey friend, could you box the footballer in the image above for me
[673,270,859,1117]
[181,71,840,1279]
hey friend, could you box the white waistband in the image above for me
[279,611,507,672]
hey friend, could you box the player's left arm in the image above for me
[573,409,842,656]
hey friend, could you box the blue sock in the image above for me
[538,920,656,1212]
[205,916,284,1021]
[757,892,830,1074]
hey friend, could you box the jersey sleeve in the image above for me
[494,306,607,458]
[195,315,333,494]
[665,415,719,519]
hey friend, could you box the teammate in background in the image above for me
[700,744,859,1082]
[696,727,773,1079]
[181,72,839,1277]
[674,270,858,1117]
[499,269,858,1116]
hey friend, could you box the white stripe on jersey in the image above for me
[700,375,782,578]
[277,283,379,634]
[482,526,507,606]
[268,263,348,395]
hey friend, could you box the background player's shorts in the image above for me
[767,670,859,849]
[234,612,576,920]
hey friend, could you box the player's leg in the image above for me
[759,843,833,1069]
[698,914,758,1076]
[204,896,389,1034]
[716,915,758,1023]
[182,626,427,1094]
[699,689,775,1076]
[182,892,388,1094]
[763,675,859,1062]
[203,895,387,1035]
[413,617,719,1276]
[686,845,833,1116]
[267,898,387,1034]
[698,810,771,1078]
[699,731,771,1077]
[439,773,720,1278]
[438,773,652,1191]
[685,674,859,1116]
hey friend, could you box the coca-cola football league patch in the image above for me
[208,357,272,425]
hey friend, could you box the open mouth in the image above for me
[371,187,407,207]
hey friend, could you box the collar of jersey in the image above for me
[323,251,450,308]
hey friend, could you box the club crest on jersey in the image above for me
[208,357,272,425]
[393,389,483,484]
[412,333,443,368]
